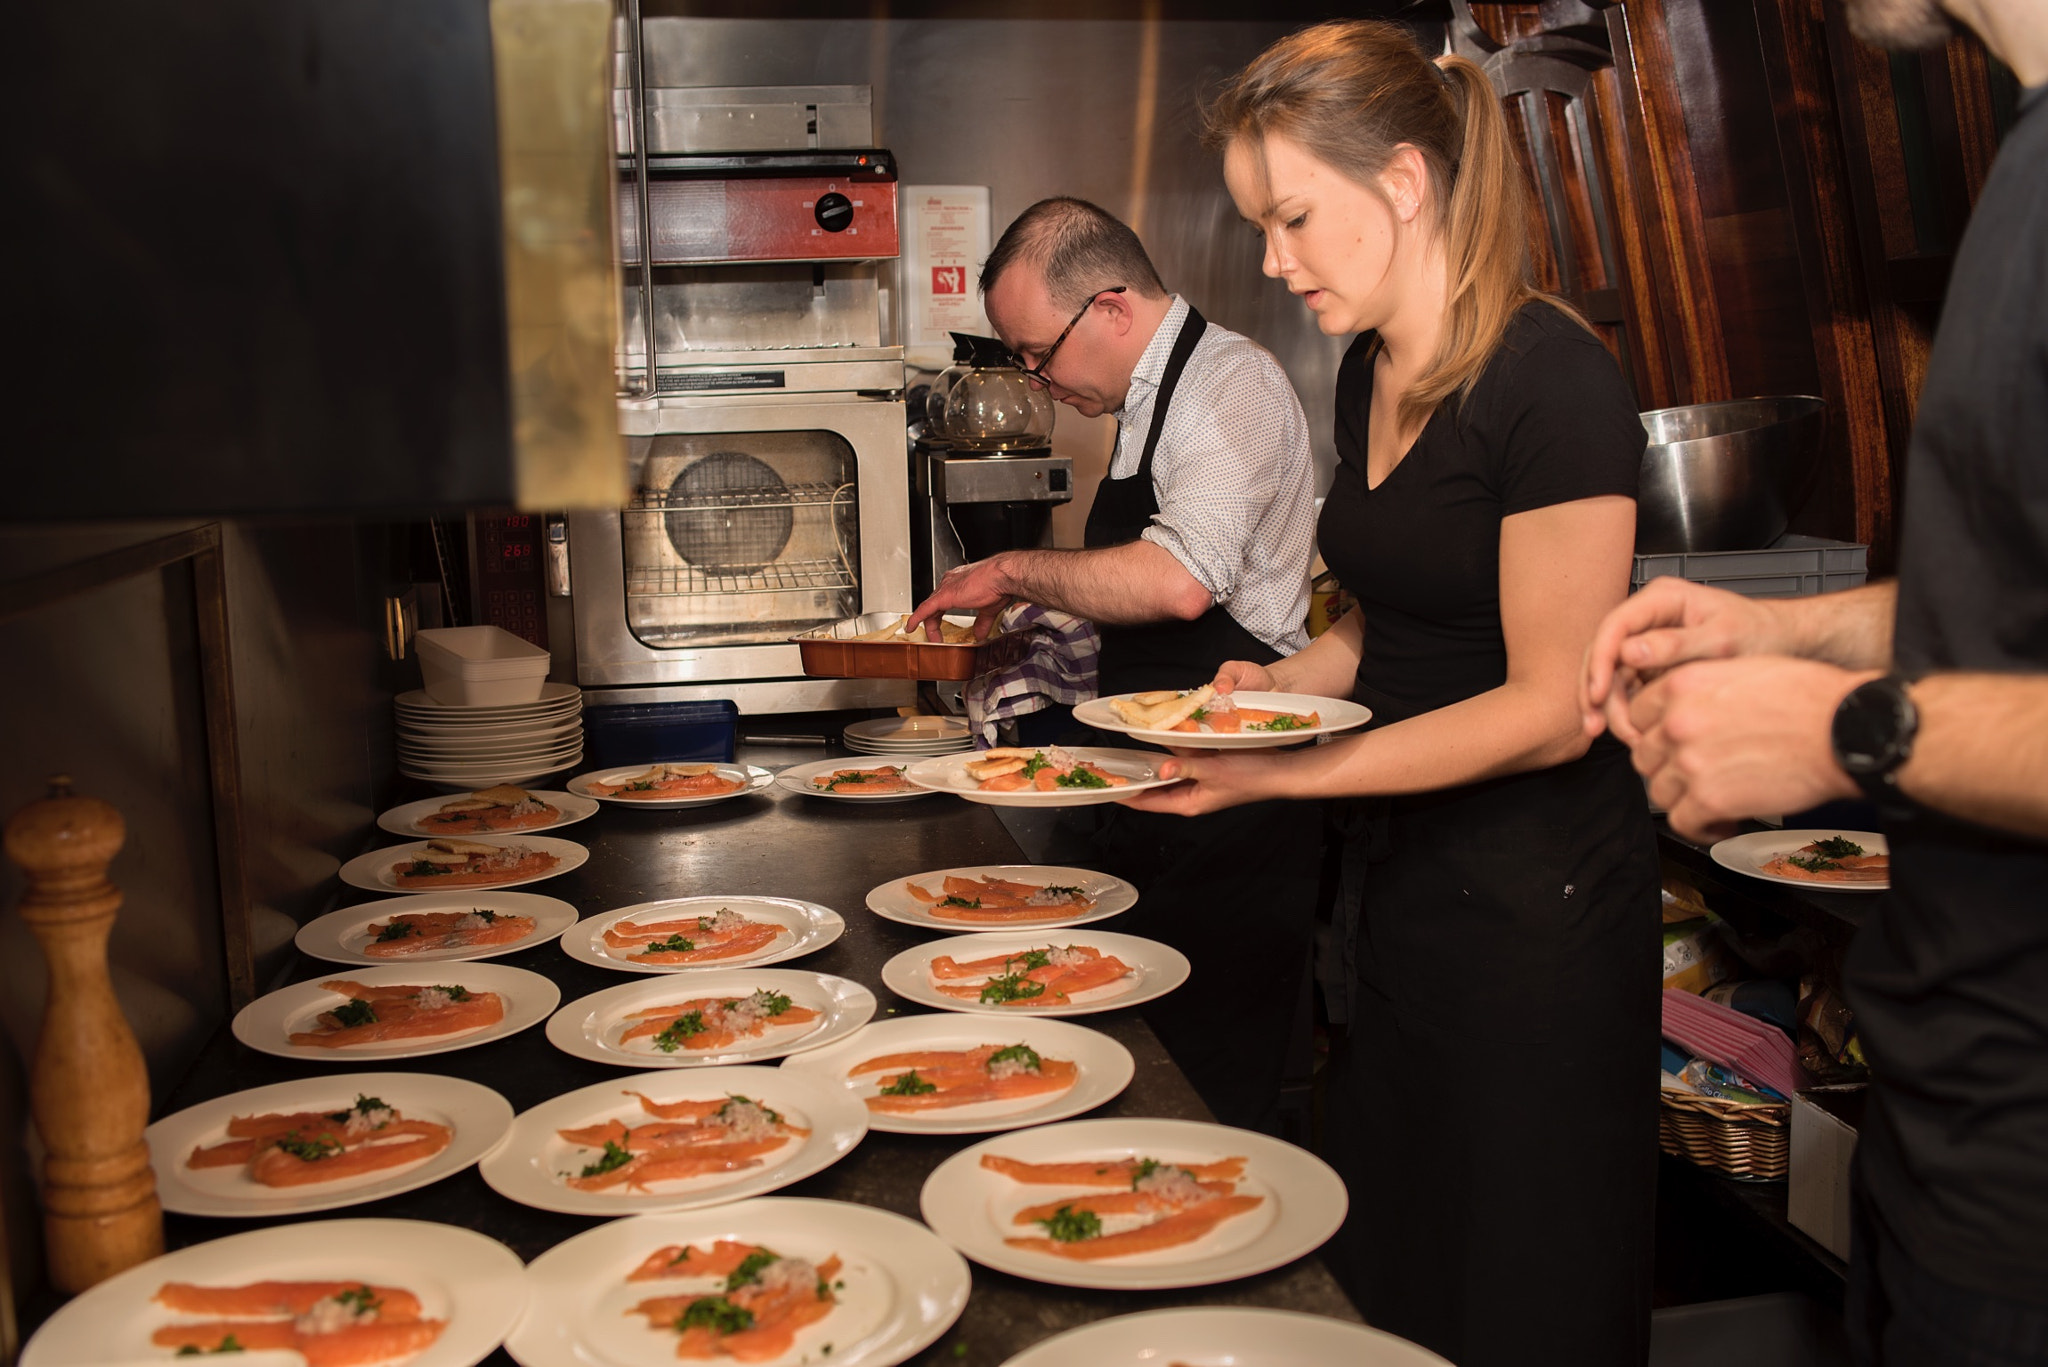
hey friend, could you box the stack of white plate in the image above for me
[842,715,973,757]
[395,683,584,788]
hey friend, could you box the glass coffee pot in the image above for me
[926,332,1054,452]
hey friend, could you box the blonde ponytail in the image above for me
[1205,23,1581,436]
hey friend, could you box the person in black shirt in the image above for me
[1127,21,1661,1366]
[1581,3,2048,1362]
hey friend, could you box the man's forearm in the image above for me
[992,540,1214,626]
[1897,672,2048,840]
[1775,581,1898,670]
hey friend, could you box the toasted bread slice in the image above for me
[966,757,1028,781]
[469,785,531,805]
[426,838,500,857]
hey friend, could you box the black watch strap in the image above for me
[1831,673,1919,809]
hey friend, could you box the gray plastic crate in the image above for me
[1632,534,1868,599]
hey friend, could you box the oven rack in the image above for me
[626,558,856,597]
[627,481,853,513]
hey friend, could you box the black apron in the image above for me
[1077,304,1320,1133]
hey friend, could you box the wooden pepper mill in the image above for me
[3,778,163,1292]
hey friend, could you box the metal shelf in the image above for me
[628,481,852,513]
[626,558,855,597]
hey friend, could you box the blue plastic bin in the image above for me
[581,699,738,770]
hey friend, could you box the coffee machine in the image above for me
[911,333,1073,597]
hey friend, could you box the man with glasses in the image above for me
[908,197,1320,1133]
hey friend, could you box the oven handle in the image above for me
[620,0,658,399]
[545,518,573,598]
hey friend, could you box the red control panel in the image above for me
[630,176,900,263]
[473,513,547,649]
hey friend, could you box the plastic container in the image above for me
[414,626,551,706]
[792,612,1031,682]
[1632,534,1868,600]
[581,699,738,770]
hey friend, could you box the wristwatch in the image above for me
[1831,674,1919,803]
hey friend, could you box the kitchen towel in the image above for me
[964,603,1101,748]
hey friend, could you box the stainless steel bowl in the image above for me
[1635,396,1827,553]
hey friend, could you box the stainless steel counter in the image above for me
[159,748,1359,1364]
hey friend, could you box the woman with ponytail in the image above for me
[1122,20,1659,1365]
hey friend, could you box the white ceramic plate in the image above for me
[505,1198,970,1367]
[22,1217,525,1367]
[396,681,581,713]
[479,1066,867,1216]
[1709,829,1890,891]
[376,790,598,837]
[566,763,773,808]
[338,834,589,893]
[903,747,1181,807]
[920,1117,1346,1290]
[780,1014,1135,1136]
[1074,690,1372,750]
[998,1307,1449,1367]
[399,761,583,791]
[546,969,877,1068]
[231,963,560,1061]
[864,865,1137,934]
[294,890,580,967]
[563,896,845,975]
[398,743,584,772]
[398,713,581,738]
[845,716,970,745]
[145,1072,514,1219]
[774,758,940,802]
[880,930,1191,1018]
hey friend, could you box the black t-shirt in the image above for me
[1319,301,1645,724]
[1849,83,2048,1304]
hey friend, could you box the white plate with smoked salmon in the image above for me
[904,746,1181,807]
[563,896,845,975]
[567,763,774,808]
[864,864,1137,933]
[146,1073,515,1218]
[505,1198,971,1367]
[20,1216,525,1367]
[919,1117,1346,1291]
[997,1306,1451,1366]
[479,1066,868,1217]
[377,786,599,837]
[1075,688,1372,750]
[232,963,560,1061]
[773,758,940,801]
[546,969,877,1068]
[779,1014,1136,1136]
[295,890,580,966]
[339,834,589,894]
[881,930,1191,1018]
[1709,829,1890,891]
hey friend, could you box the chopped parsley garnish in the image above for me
[325,1094,390,1125]
[1247,713,1311,731]
[471,908,498,923]
[1038,886,1082,899]
[1810,837,1866,859]
[1786,853,1844,872]
[1019,752,1052,779]
[668,1246,693,1266]
[176,1335,246,1356]
[404,859,449,876]
[373,921,415,943]
[1006,949,1052,973]
[986,1043,1042,1073]
[426,984,470,1003]
[879,1070,939,1096]
[625,780,659,791]
[747,990,793,1016]
[333,1286,382,1315]
[639,933,696,955]
[273,1131,343,1162]
[579,1140,634,1178]
[1035,1205,1103,1243]
[939,895,981,909]
[1054,767,1110,789]
[724,1249,781,1291]
[675,1296,755,1334]
[979,973,1047,1005]
[330,998,378,1028]
[1129,1157,1162,1187]
[719,1094,784,1124]
[652,1011,708,1052]
[1188,707,1209,722]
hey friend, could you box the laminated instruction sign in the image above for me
[902,186,993,355]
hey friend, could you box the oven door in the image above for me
[569,391,909,687]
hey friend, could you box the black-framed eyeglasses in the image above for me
[1016,285,1126,388]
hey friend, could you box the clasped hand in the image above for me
[904,556,1015,642]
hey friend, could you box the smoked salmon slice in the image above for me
[155,1281,423,1319]
[932,952,1133,1006]
[361,909,535,957]
[560,1093,804,1194]
[1004,1194,1264,1260]
[929,945,1102,980]
[152,1280,444,1367]
[979,1154,1247,1186]
[627,1250,842,1362]
[287,982,503,1047]
[614,990,817,1053]
[185,1097,452,1188]
[1010,1179,1240,1225]
[854,1043,1079,1114]
[627,1240,767,1282]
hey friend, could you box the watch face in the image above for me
[1835,680,1909,774]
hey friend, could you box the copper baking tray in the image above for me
[791,612,1031,681]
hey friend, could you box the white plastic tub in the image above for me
[415,626,551,706]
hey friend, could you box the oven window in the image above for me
[623,430,861,648]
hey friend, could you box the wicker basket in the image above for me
[1658,1087,1790,1180]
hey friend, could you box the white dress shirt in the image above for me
[1112,295,1317,655]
